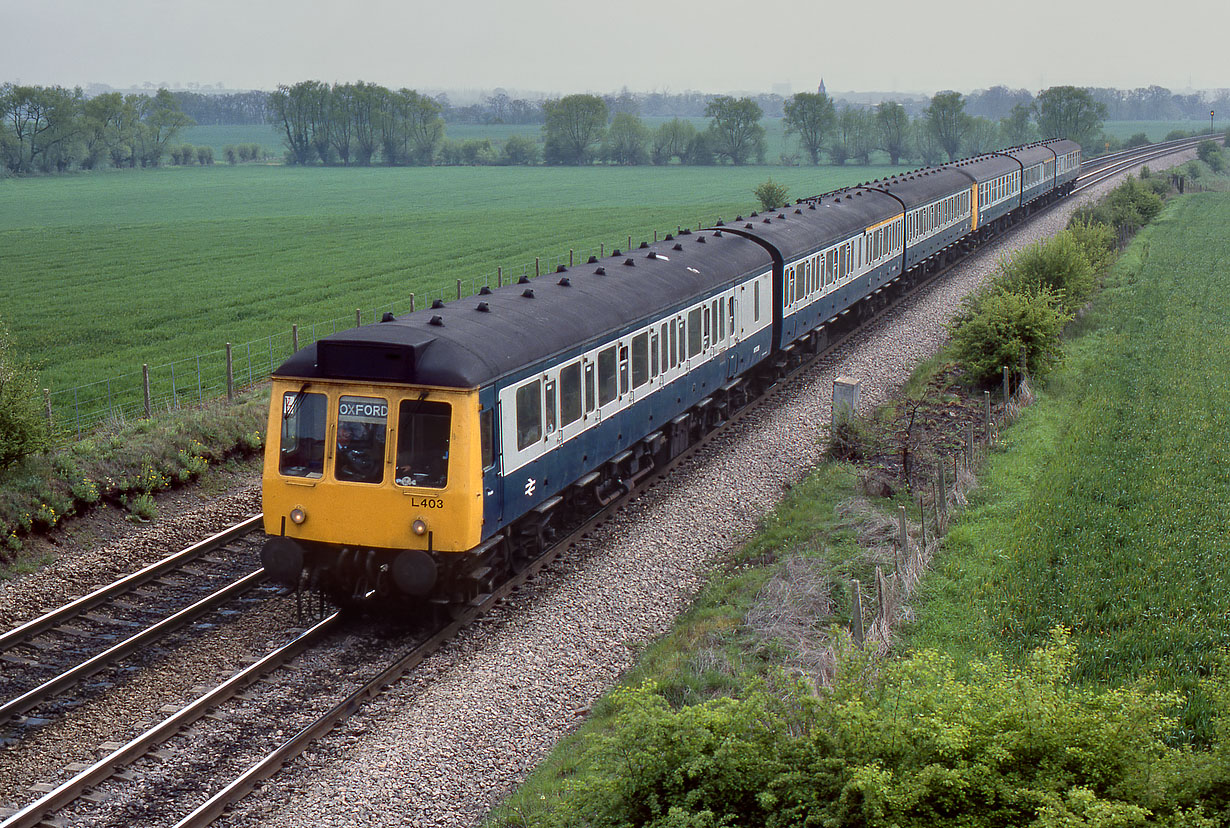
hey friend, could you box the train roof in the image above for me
[711,189,901,262]
[272,231,773,389]
[1004,143,1058,166]
[1044,138,1082,156]
[947,153,1020,182]
[867,166,975,208]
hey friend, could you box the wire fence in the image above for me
[45,226,702,442]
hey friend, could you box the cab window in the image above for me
[396,400,450,488]
[279,391,327,478]
[335,395,388,484]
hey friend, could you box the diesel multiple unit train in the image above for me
[261,138,1082,605]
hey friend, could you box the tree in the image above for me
[269,81,317,165]
[81,92,127,170]
[783,91,835,165]
[704,96,766,165]
[602,113,650,165]
[912,120,945,165]
[380,88,444,165]
[925,90,971,162]
[875,101,909,165]
[651,118,696,165]
[349,81,383,166]
[0,84,82,173]
[999,102,1036,146]
[138,88,194,167]
[964,116,1000,155]
[842,107,875,165]
[329,83,356,165]
[543,94,607,164]
[1036,86,1106,147]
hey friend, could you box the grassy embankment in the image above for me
[488,190,1230,825]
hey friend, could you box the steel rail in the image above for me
[0,568,267,726]
[0,611,344,828]
[0,514,264,653]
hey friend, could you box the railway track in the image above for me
[0,136,1204,828]
[1075,134,1218,191]
[0,516,269,736]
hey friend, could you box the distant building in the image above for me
[772,82,792,98]
[818,78,827,96]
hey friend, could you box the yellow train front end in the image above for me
[261,377,483,603]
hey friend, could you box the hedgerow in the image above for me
[529,631,1230,828]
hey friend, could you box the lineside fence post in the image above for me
[225,343,234,403]
[292,325,299,353]
[142,364,151,418]
[44,389,52,429]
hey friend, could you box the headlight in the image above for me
[290,508,307,525]
[412,518,428,536]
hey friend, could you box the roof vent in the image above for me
[639,241,649,249]
[735,216,743,222]
[761,218,770,224]
[556,264,567,273]
[777,213,785,219]
[479,286,492,295]
[673,243,683,251]
[429,315,444,326]
[518,275,530,284]
[612,248,622,256]
[664,233,673,241]
[522,288,534,298]
[381,312,395,323]
[715,220,725,227]
[680,228,692,235]
[749,211,758,217]
[431,299,445,309]
[595,266,606,275]
[647,251,657,259]
[745,223,754,229]
[558,277,571,286]
[808,204,816,210]
[476,302,490,313]
[794,209,802,214]
[588,255,598,264]
[624,258,635,266]
[697,236,707,243]
[712,230,723,237]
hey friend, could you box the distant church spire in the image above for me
[818,78,827,96]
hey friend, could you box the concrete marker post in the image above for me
[142,364,151,419]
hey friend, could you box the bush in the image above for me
[1063,218,1117,274]
[0,322,50,469]
[1071,176,1164,236]
[500,134,539,166]
[1165,129,1191,141]
[753,178,790,211]
[995,232,1095,312]
[1123,132,1151,149]
[196,146,214,165]
[223,145,238,165]
[948,286,1071,385]
[1197,139,1225,172]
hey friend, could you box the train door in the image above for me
[479,385,502,530]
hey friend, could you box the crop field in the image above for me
[908,193,1230,740]
[1098,119,1226,141]
[180,124,284,156]
[0,161,905,408]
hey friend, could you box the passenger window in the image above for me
[660,324,669,372]
[632,332,649,388]
[335,395,388,484]
[688,308,703,357]
[728,297,735,337]
[396,399,451,488]
[718,297,725,340]
[560,362,582,426]
[480,408,494,470]
[669,321,678,368]
[711,299,719,341]
[584,362,595,413]
[650,332,659,377]
[515,381,541,451]
[753,281,760,322]
[598,347,617,406]
[619,345,629,395]
[279,391,327,479]
[703,304,711,348]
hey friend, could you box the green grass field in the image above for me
[0,161,905,409]
[1098,119,1226,141]
[907,193,1230,740]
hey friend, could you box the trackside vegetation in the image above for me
[490,189,1230,826]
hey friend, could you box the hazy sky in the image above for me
[2,0,1226,96]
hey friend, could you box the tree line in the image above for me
[0,84,193,174]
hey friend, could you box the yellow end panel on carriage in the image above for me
[970,184,979,231]
[262,380,483,554]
